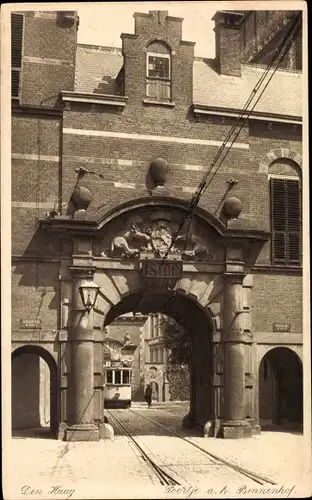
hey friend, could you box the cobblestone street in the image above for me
[5,403,311,499]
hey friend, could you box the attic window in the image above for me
[146,51,171,102]
[11,13,24,101]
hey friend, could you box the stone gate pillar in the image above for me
[65,267,99,441]
[221,272,252,438]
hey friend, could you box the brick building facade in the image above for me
[11,9,304,440]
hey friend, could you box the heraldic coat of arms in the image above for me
[151,220,173,258]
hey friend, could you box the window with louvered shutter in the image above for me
[11,13,24,100]
[271,178,301,265]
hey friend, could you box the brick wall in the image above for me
[12,113,62,256]
[215,23,242,76]
[12,263,59,331]
[252,273,302,333]
[20,11,77,107]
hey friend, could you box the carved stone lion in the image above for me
[173,231,212,261]
[109,223,152,259]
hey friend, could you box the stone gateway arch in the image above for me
[40,195,269,441]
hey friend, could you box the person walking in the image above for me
[144,383,152,408]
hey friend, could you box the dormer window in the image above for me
[146,41,171,102]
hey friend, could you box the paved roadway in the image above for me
[4,402,311,499]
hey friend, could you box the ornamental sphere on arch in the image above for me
[150,158,169,186]
[223,196,243,219]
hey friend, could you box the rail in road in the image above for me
[107,409,181,486]
[107,408,277,487]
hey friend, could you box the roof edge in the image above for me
[192,104,302,123]
[77,43,122,53]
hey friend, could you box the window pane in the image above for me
[272,232,286,261]
[115,370,121,384]
[11,69,20,98]
[11,14,23,68]
[288,232,300,262]
[106,370,113,384]
[286,180,300,231]
[148,56,169,78]
[123,370,130,384]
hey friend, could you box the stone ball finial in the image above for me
[223,196,243,219]
[71,186,92,211]
[150,158,169,187]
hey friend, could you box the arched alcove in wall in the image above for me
[12,345,58,437]
[259,346,303,432]
[268,157,301,178]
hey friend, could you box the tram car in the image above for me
[103,364,132,408]
[103,334,136,409]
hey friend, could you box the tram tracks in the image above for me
[128,408,277,486]
[107,409,182,486]
[108,408,277,487]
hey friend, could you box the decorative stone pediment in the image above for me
[39,196,270,266]
[98,208,217,262]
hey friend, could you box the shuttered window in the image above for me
[146,53,171,101]
[11,13,24,100]
[271,178,301,265]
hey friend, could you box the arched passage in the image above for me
[259,347,303,431]
[12,345,58,437]
[104,290,215,429]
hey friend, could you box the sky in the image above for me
[77,1,217,58]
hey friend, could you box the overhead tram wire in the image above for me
[160,11,302,264]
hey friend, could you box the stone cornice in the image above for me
[252,265,302,274]
[39,195,270,245]
[192,104,302,125]
[61,91,128,109]
[12,104,62,116]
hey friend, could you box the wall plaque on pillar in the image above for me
[142,259,182,289]
[273,323,291,332]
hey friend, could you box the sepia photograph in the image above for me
[1,1,310,499]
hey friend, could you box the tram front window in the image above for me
[123,370,130,384]
[115,370,121,384]
[107,370,113,384]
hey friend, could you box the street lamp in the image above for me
[79,279,100,312]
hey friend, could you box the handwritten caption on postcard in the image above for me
[21,485,75,499]
[164,485,296,498]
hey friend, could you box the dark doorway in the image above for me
[12,345,58,438]
[259,347,303,432]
